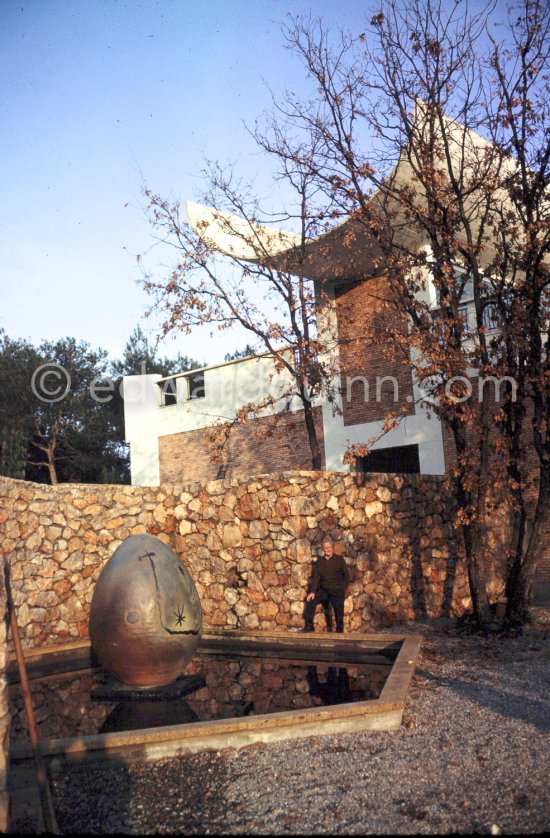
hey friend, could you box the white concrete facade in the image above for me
[123,352,309,486]
[124,281,446,486]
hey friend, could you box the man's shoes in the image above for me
[326,625,333,632]
[302,625,314,633]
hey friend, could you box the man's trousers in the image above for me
[303,587,345,632]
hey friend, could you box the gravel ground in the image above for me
[46,619,550,835]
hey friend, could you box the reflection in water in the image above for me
[9,653,391,742]
[306,666,353,705]
[100,699,199,733]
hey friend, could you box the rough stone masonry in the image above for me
[0,470,510,649]
[0,469,512,830]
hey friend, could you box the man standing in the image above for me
[303,536,350,633]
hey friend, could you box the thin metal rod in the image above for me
[4,562,60,834]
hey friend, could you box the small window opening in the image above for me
[354,444,420,474]
[159,379,177,407]
[187,371,205,400]
[433,269,501,340]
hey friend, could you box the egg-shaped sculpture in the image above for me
[89,534,202,687]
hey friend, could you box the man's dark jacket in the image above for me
[308,554,350,593]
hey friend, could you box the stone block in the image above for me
[224,589,239,606]
[257,601,278,619]
[206,531,223,551]
[235,493,260,520]
[248,519,268,540]
[366,500,383,518]
[282,516,306,538]
[294,538,312,563]
[240,612,260,629]
[220,523,242,548]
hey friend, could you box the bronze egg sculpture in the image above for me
[89,534,202,687]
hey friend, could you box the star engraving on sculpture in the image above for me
[174,604,186,625]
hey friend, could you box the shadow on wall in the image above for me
[410,538,427,620]
[441,539,461,619]
[343,473,466,628]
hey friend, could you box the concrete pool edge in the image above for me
[9,631,422,769]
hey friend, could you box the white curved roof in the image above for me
[186,101,517,281]
[185,200,302,261]
[185,198,389,281]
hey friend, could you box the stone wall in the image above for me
[0,564,9,831]
[0,469,513,829]
[0,471,510,652]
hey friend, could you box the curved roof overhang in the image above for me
[185,199,402,285]
[186,101,520,283]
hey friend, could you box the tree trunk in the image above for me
[302,393,322,470]
[44,419,60,486]
[46,441,58,486]
[462,521,492,626]
[505,467,549,629]
[452,423,492,626]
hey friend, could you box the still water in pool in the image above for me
[9,653,391,742]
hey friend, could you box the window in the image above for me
[432,306,471,336]
[159,379,177,407]
[186,371,205,400]
[355,444,420,474]
[458,304,472,334]
[482,302,499,332]
[433,269,500,339]
[293,347,302,376]
[434,270,473,306]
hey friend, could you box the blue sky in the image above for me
[0,0,376,367]
[1,0,505,368]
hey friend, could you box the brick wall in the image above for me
[159,407,325,485]
[334,276,415,426]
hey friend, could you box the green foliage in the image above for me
[112,325,204,377]
[0,332,128,484]
[0,332,41,477]
[0,326,203,485]
[224,344,257,362]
